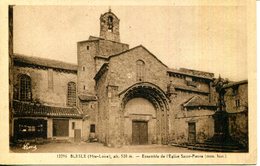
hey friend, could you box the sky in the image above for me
[13,5,247,81]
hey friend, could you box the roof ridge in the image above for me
[14,54,77,66]
[107,45,168,68]
[14,53,78,71]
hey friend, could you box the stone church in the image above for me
[10,9,248,149]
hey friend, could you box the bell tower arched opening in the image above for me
[99,9,120,42]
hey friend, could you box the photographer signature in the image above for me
[22,143,37,151]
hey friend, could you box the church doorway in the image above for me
[120,82,170,145]
[132,121,148,145]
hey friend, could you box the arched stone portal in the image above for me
[120,82,170,145]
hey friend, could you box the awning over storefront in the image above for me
[13,100,83,119]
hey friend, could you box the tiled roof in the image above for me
[183,96,216,108]
[13,100,82,118]
[223,80,248,89]
[14,54,78,72]
[167,68,214,80]
[108,45,168,68]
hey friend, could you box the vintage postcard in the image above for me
[0,0,256,165]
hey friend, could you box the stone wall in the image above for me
[77,41,99,95]
[169,75,210,93]
[109,46,168,92]
[79,100,98,141]
[96,45,217,146]
[168,90,214,144]
[47,118,83,140]
[100,11,120,42]
[98,40,129,57]
[170,109,215,145]
[13,66,77,107]
[228,111,248,148]
[95,57,108,73]
[225,83,248,113]
[95,70,109,144]
[69,119,83,138]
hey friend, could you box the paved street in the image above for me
[10,142,202,153]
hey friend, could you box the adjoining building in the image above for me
[10,9,248,149]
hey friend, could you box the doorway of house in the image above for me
[188,122,196,144]
[132,121,148,145]
[53,119,69,137]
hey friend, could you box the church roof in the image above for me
[14,54,78,72]
[108,45,168,68]
[100,10,120,20]
[78,36,129,46]
[182,96,216,108]
[13,100,83,118]
[223,80,248,89]
[167,68,214,80]
[94,63,109,81]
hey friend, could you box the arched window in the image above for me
[67,82,76,106]
[19,74,32,101]
[136,60,145,81]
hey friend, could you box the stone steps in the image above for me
[187,145,246,152]
[186,142,246,152]
[171,142,247,152]
[194,143,241,149]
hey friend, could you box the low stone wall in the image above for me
[228,111,248,148]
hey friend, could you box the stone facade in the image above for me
[10,10,248,150]
[11,55,82,142]
[224,81,248,148]
[13,59,77,107]
[100,9,120,42]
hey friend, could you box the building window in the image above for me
[67,82,76,106]
[136,60,145,81]
[19,74,32,101]
[82,66,85,71]
[48,69,53,90]
[90,124,95,133]
[232,86,238,96]
[72,122,75,130]
[235,99,240,108]
[185,76,197,87]
[19,124,35,132]
[87,46,89,50]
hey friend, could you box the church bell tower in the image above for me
[100,9,120,42]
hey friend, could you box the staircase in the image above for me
[186,142,247,152]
